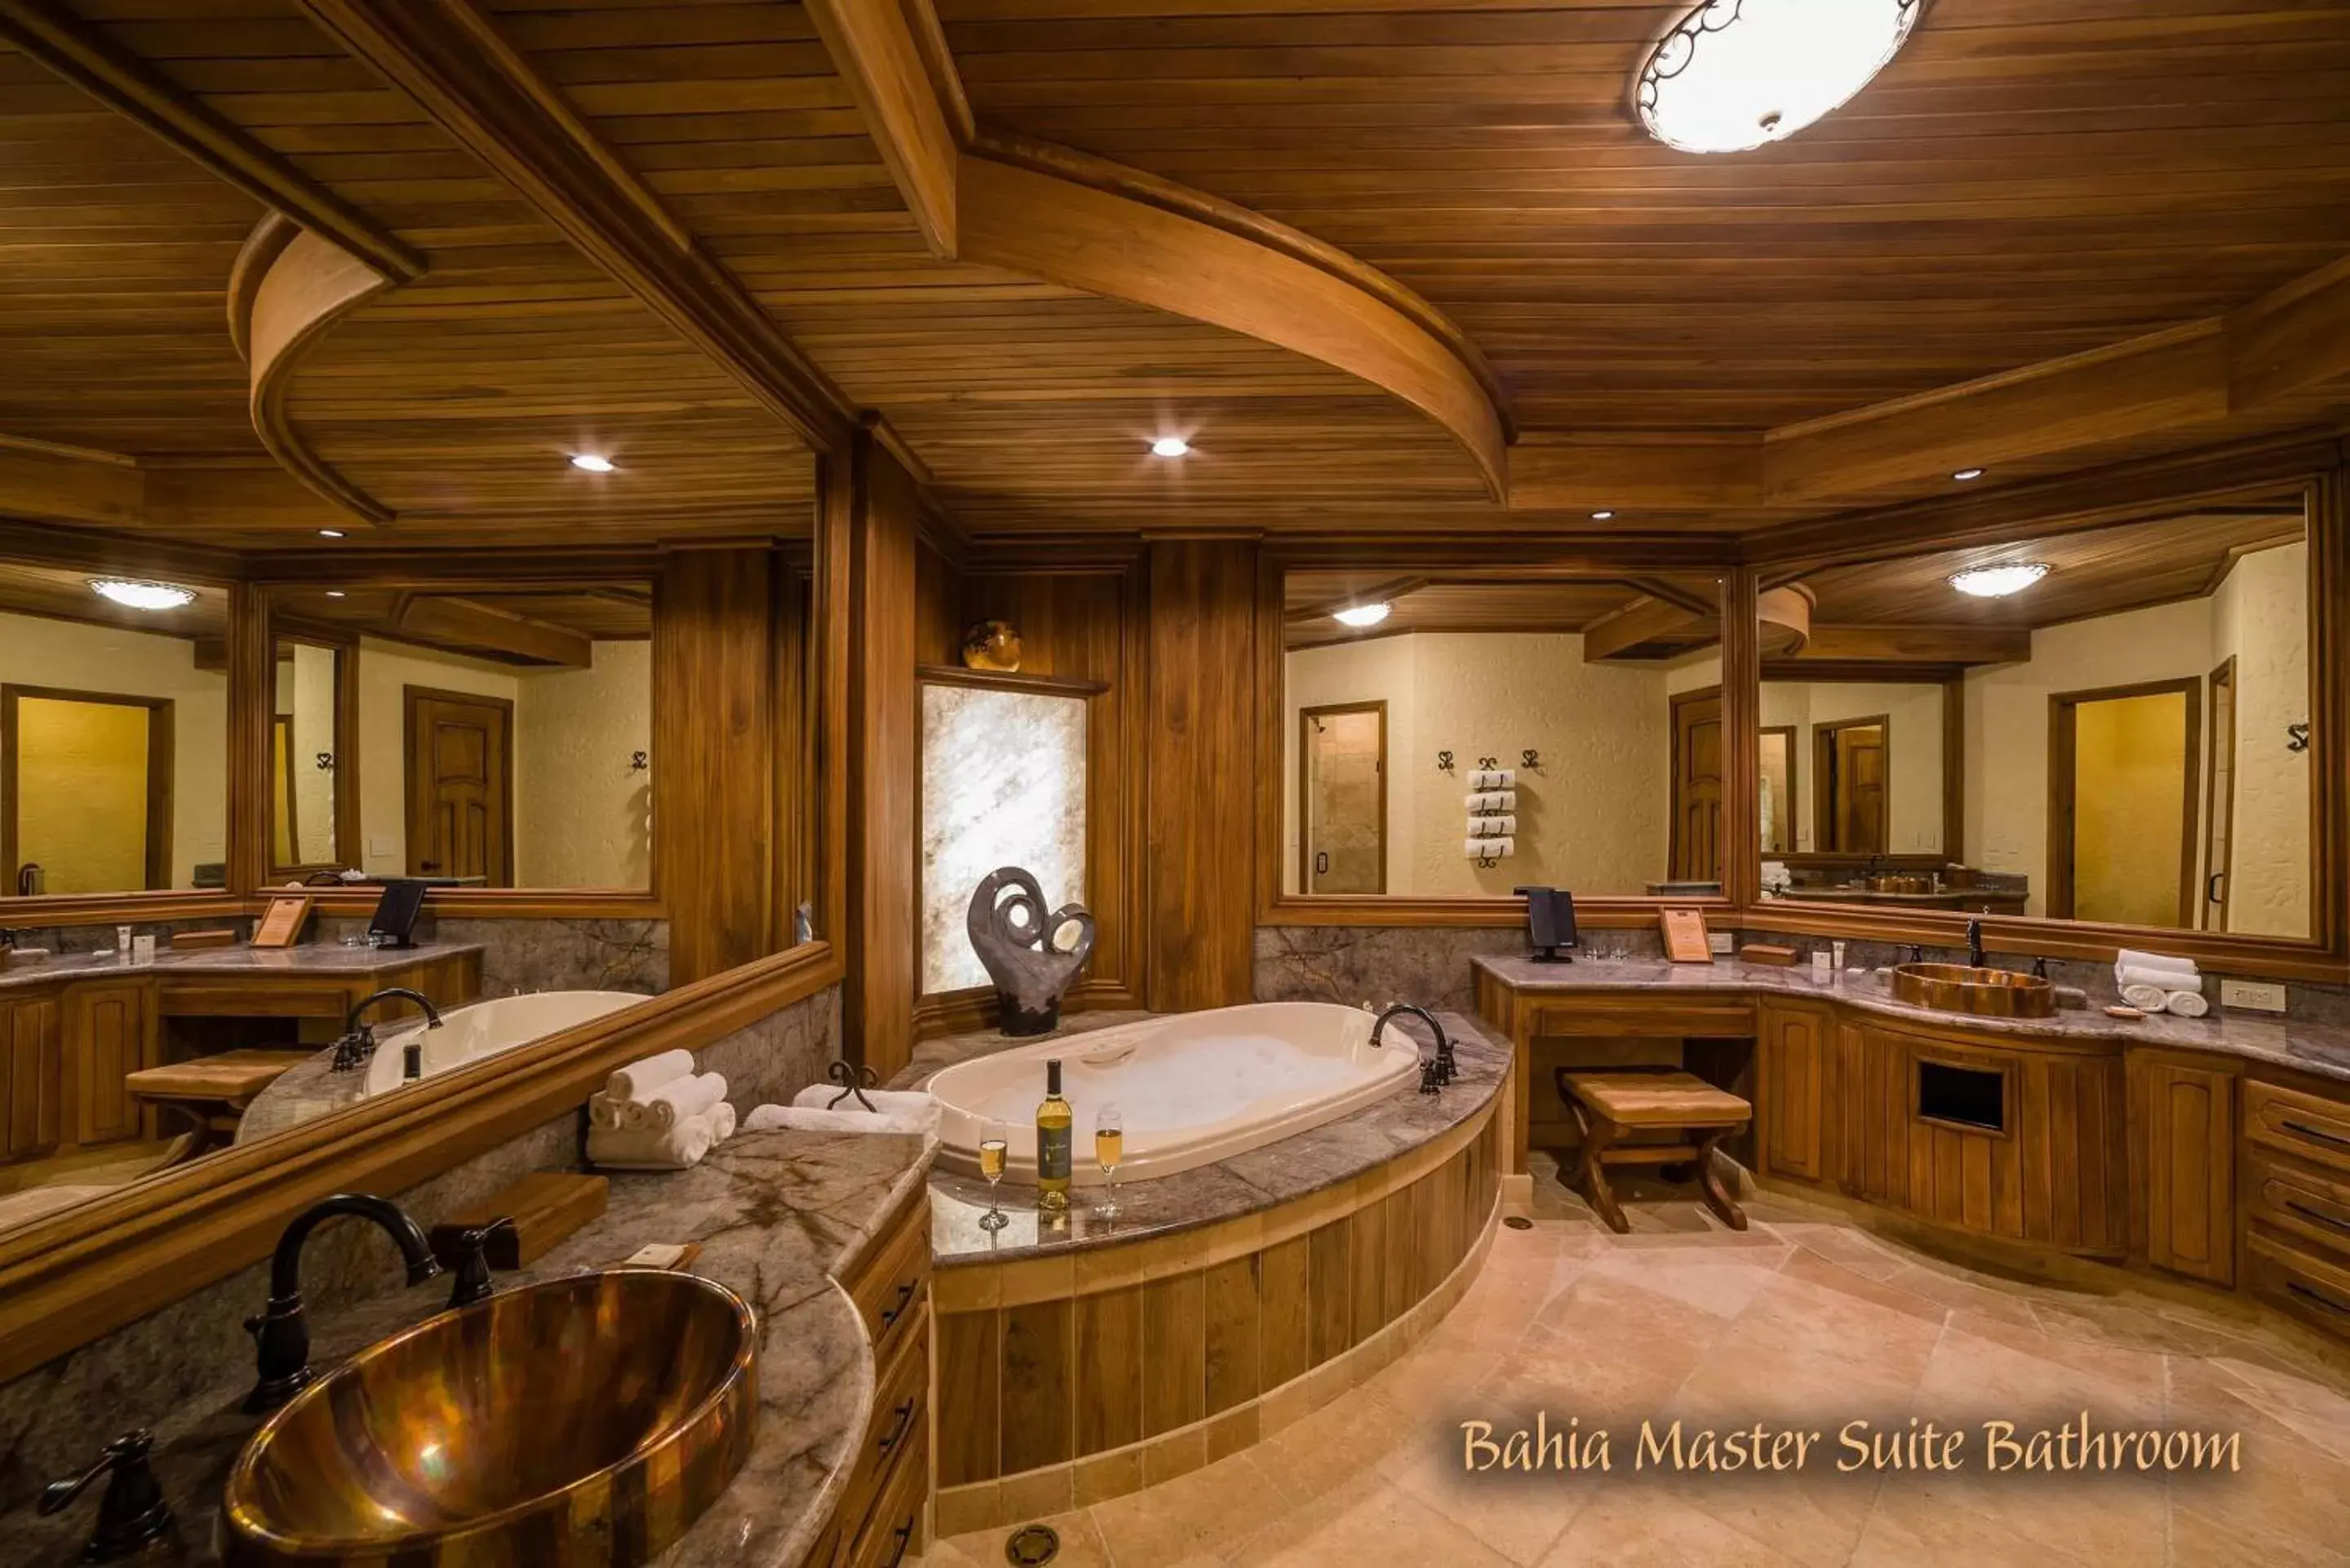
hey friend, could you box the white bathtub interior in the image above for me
[361,990,650,1095]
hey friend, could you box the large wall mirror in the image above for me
[1279,570,1727,899]
[266,584,656,891]
[1756,486,2317,938]
[0,565,231,898]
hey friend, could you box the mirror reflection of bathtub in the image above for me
[928,1002,1421,1185]
[236,990,651,1144]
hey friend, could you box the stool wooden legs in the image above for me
[1566,1098,1630,1234]
[1692,1128,1748,1232]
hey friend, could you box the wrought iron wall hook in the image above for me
[1477,755,1500,769]
[824,1059,879,1112]
[1436,750,1454,772]
[313,751,335,771]
[2287,722,2311,753]
[628,750,650,771]
[1521,748,1541,771]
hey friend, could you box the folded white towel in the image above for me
[2119,964,2201,996]
[1464,836,1514,860]
[790,1085,936,1117]
[1465,816,1517,839]
[588,1092,626,1132]
[1469,768,1516,791]
[622,1071,727,1132]
[2117,948,2199,978]
[2121,982,2169,1012]
[745,1103,936,1136]
[2164,990,2210,1018]
[607,1049,694,1104]
[587,1108,717,1171]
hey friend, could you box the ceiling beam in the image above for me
[2231,253,2350,410]
[0,435,144,531]
[392,593,592,667]
[1791,624,2033,668]
[245,228,399,525]
[1582,593,1709,662]
[1510,436,1766,513]
[803,0,960,259]
[0,0,423,283]
[296,0,857,454]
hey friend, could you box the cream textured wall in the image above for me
[1761,680,1946,853]
[1285,631,1671,897]
[0,610,227,889]
[515,641,652,890]
[2210,542,2311,936]
[274,643,339,865]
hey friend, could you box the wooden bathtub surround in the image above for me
[1558,1069,1753,1234]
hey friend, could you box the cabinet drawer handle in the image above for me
[880,1517,916,1568]
[2284,1198,2350,1236]
[2286,1280,2350,1319]
[879,1279,917,1327]
[876,1397,916,1456]
[2280,1118,2350,1150]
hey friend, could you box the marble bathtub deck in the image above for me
[0,937,486,994]
[918,1158,2350,1568]
[1476,955,2350,1087]
[0,1126,931,1568]
[907,1009,1507,1268]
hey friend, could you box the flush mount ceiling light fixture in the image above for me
[1332,602,1392,628]
[1949,562,2050,599]
[1590,509,1616,521]
[90,578,195,611]
[1636,0,1927,154]
[1952,467,1986,481]
[570,453,616,472]
[1150,436,1191,458]
[318,529,345,538]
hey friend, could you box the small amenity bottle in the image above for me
[1035,1059,1073,1211]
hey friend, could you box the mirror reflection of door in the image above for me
[2,685,173,895]
[1668,687,1723,881]
[1300,701,1386,894]
[2051,680,2200,928]
[2201,658,2237,931]
[403,686,513,887]
[1758,725,1795,855]
[1814,717,1888,855]
[270,714,300,868]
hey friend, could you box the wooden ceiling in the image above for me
[272,583,651,666]
[1282,567,1719,651]
[2,0,2348,553]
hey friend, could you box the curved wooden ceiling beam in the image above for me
[244,228,399,526]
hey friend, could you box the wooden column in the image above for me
[844,431,921,1079]
[654,547,779,984]
[1720,566,1762,910]
[225,582,272,897]
[1143,539,1259,1012]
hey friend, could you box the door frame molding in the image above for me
[0,683,176,894]
[1297,698,1388,895]
[1667,684,1724,882]
[401,683,517,888]
[2047,675,2203,926]
[1758,722,1798,857]
[2201,656,2239,931]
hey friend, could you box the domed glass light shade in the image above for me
[1637,0,1926,154]
[1949,563,2051,599]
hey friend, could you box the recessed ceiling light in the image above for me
[1150,436,1190,458]
[1949,562,2050,599]
[326,591,346,599]
[1591,509,1616,521]
[318,529,344,538]
[1332,602,1391,628]
[90,578,194,611]
[570,454,616,473]
[1952,467,1986,481]
[1636,0,1927,155]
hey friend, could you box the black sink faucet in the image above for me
[330,987,445,1073]
[245,1193,441,1412]
[1966,919,1986,970]
[1372,1002,1453,1087]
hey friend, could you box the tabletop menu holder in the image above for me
[1515,886,1579,963]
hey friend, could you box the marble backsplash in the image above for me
[0,979,835,1517]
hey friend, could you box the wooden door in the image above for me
[1759,1003,1827,1181]
[2130,1054,2235,1285]
[2201,658,2237,931]
[2050,680,2200,927]
[405,687,514,887]
[1298,702,1386,894]
[1,995,64,1162]
[65,981,155,1148]
[1815,719,1887,855]
[1668,687,1723,883]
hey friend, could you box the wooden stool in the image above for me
[1555,1069,1753,1234]
[125,1050,313,1156]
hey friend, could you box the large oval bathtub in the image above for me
[928,1002,1421,1185]
[361,990,651,1095]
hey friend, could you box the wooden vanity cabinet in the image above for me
[64,981,160,1147]
[807,1182,933,1568]
[2126,1052,2236,1286]
[2241,1073,2350,1339]
[0,994,64,1161]
[1757,1001,1831,1183]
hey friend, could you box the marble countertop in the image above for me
[0,939,484,994]
[1474,955,2350,1086]
[921,1011,1509,1268]
[0,1126,933,1568]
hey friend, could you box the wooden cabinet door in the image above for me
[2131,1055,2235,1285]
[65,981,156,1149]
[1759,1003,1827,1182]
[1,996,65,1162]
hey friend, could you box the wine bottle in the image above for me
[1036,1058,1073,1211]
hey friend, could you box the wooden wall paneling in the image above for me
[1306,1216,1352,1363]
[845,432,922,1078]
[654,547,778,984]
[999,1297,1075,1475]
[1144,539,1258,1012]
[1074,1285,1143,1457]
[1257,1234,1311,1389]
[1139,1271,1205,1439]
[935,1303,1001,1487]
[1201,1253,1261,1416]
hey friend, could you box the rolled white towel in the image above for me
[1463,836,1514,860]
[622,1071,727,1132]
[2117,948,2199,979]
[744,1103,935,1136]
[587,1113,715,1171]
[1463,791,1517,814]
[790,1085,936,1116]
[588,1092,626,1132]
[2118,964,2200,996]
[607,1049,694,1104]
[1465,816,1517,839]
[2164,990,2210,1018]
[2121,982,2169,1012]
[707,1101,738,1142]
[1469,768,1516,791]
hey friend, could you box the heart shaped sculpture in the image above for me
[967,866,1096,1035]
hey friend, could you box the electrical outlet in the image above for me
[1707,932,1735,955]
[2219,978,2287,1014]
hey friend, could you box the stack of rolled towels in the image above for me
[587,1049,737,1170]
[2115,949,2208,1017]
[742,1083,938,1136]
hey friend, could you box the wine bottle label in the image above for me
[1038,1123,1074,1184]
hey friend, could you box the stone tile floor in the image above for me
[917,1159,2350,1568]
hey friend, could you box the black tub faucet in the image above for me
[246,1194,441,1412]
[1966,919,1986,970]
[330,987,446,1072]
[1372,1002,1453,1087]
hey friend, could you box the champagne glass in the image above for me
[1094,1103,1124,1220]
[978,1123,1010,1233]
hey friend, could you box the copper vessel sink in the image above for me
[224,1269,756,1567]
[1891,962,2059,1019]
